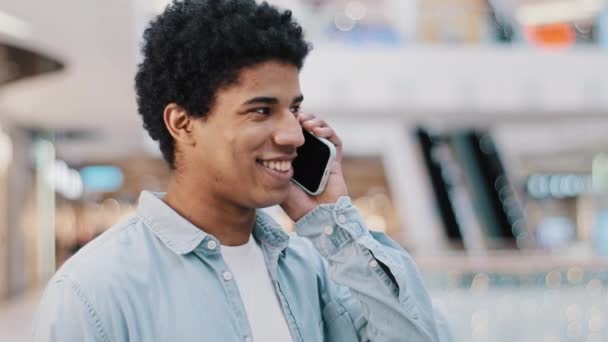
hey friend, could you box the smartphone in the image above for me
[291,129,337,196]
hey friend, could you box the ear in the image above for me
[163,103,196,146]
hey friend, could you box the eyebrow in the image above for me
[242,94,304,106]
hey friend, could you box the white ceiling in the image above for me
[0,0,147,163]
[0,0,606,169]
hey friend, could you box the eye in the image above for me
[250,107,271,115]
[290,105,301,116]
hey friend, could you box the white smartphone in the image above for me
[291,129,337,196]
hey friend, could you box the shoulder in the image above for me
[49,214,161,302]
[39,215,164,337]
[56,215,141,276]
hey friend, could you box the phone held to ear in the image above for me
[291,129,337,196]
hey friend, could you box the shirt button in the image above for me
[222,271,233,281]
[323,225,334,235]
[207,240,217,250]
[369,260,379,268]
[338,214,346,224]
[244,337,252,342]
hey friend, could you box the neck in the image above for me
[163,172,256,246]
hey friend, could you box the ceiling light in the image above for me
[334,14,355,32]
[345,1,367,21]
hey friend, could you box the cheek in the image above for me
[194,131,234,177]
[225,124,274,177]
[233,127,271,156]
[224,136,257,177]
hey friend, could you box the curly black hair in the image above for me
[135,0,312,168]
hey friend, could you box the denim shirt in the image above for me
[34,191,452,342]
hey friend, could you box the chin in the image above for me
[253,187,290,208]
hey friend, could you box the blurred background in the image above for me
[1,0,608,340]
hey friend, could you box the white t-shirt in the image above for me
[221,236,294,342]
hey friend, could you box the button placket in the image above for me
[194,238,253,341]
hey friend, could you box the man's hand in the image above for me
[280,113,349,222]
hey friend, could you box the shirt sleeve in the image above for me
[33,275,110,342]
[295,196,454,342]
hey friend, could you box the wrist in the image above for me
[294,196,355,234]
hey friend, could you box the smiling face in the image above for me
[178,60,305,209]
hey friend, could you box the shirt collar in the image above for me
[254,210,290,254]
[136,191,207,255]
[136,191,290,255]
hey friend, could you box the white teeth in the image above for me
[260,160,291,172]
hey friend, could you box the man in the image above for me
[34,0,452,341]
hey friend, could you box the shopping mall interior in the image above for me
[1,0,608,340]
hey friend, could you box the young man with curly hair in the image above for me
[34,1,452,341]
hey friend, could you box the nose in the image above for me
[273,111,305,149]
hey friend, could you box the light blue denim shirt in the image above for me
[34,191,452,341]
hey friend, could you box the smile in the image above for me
[256,159,294,182]
[258,159,292,173]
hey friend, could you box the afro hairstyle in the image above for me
[135,0,312,168]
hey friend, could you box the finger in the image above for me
[301,118,326,130]
[298,113,315,124]
[313,127,343,162]
[327,132,342,151]
[310,126,334,139]
[301,116,343,162]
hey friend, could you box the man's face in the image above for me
[184,60,305,209]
